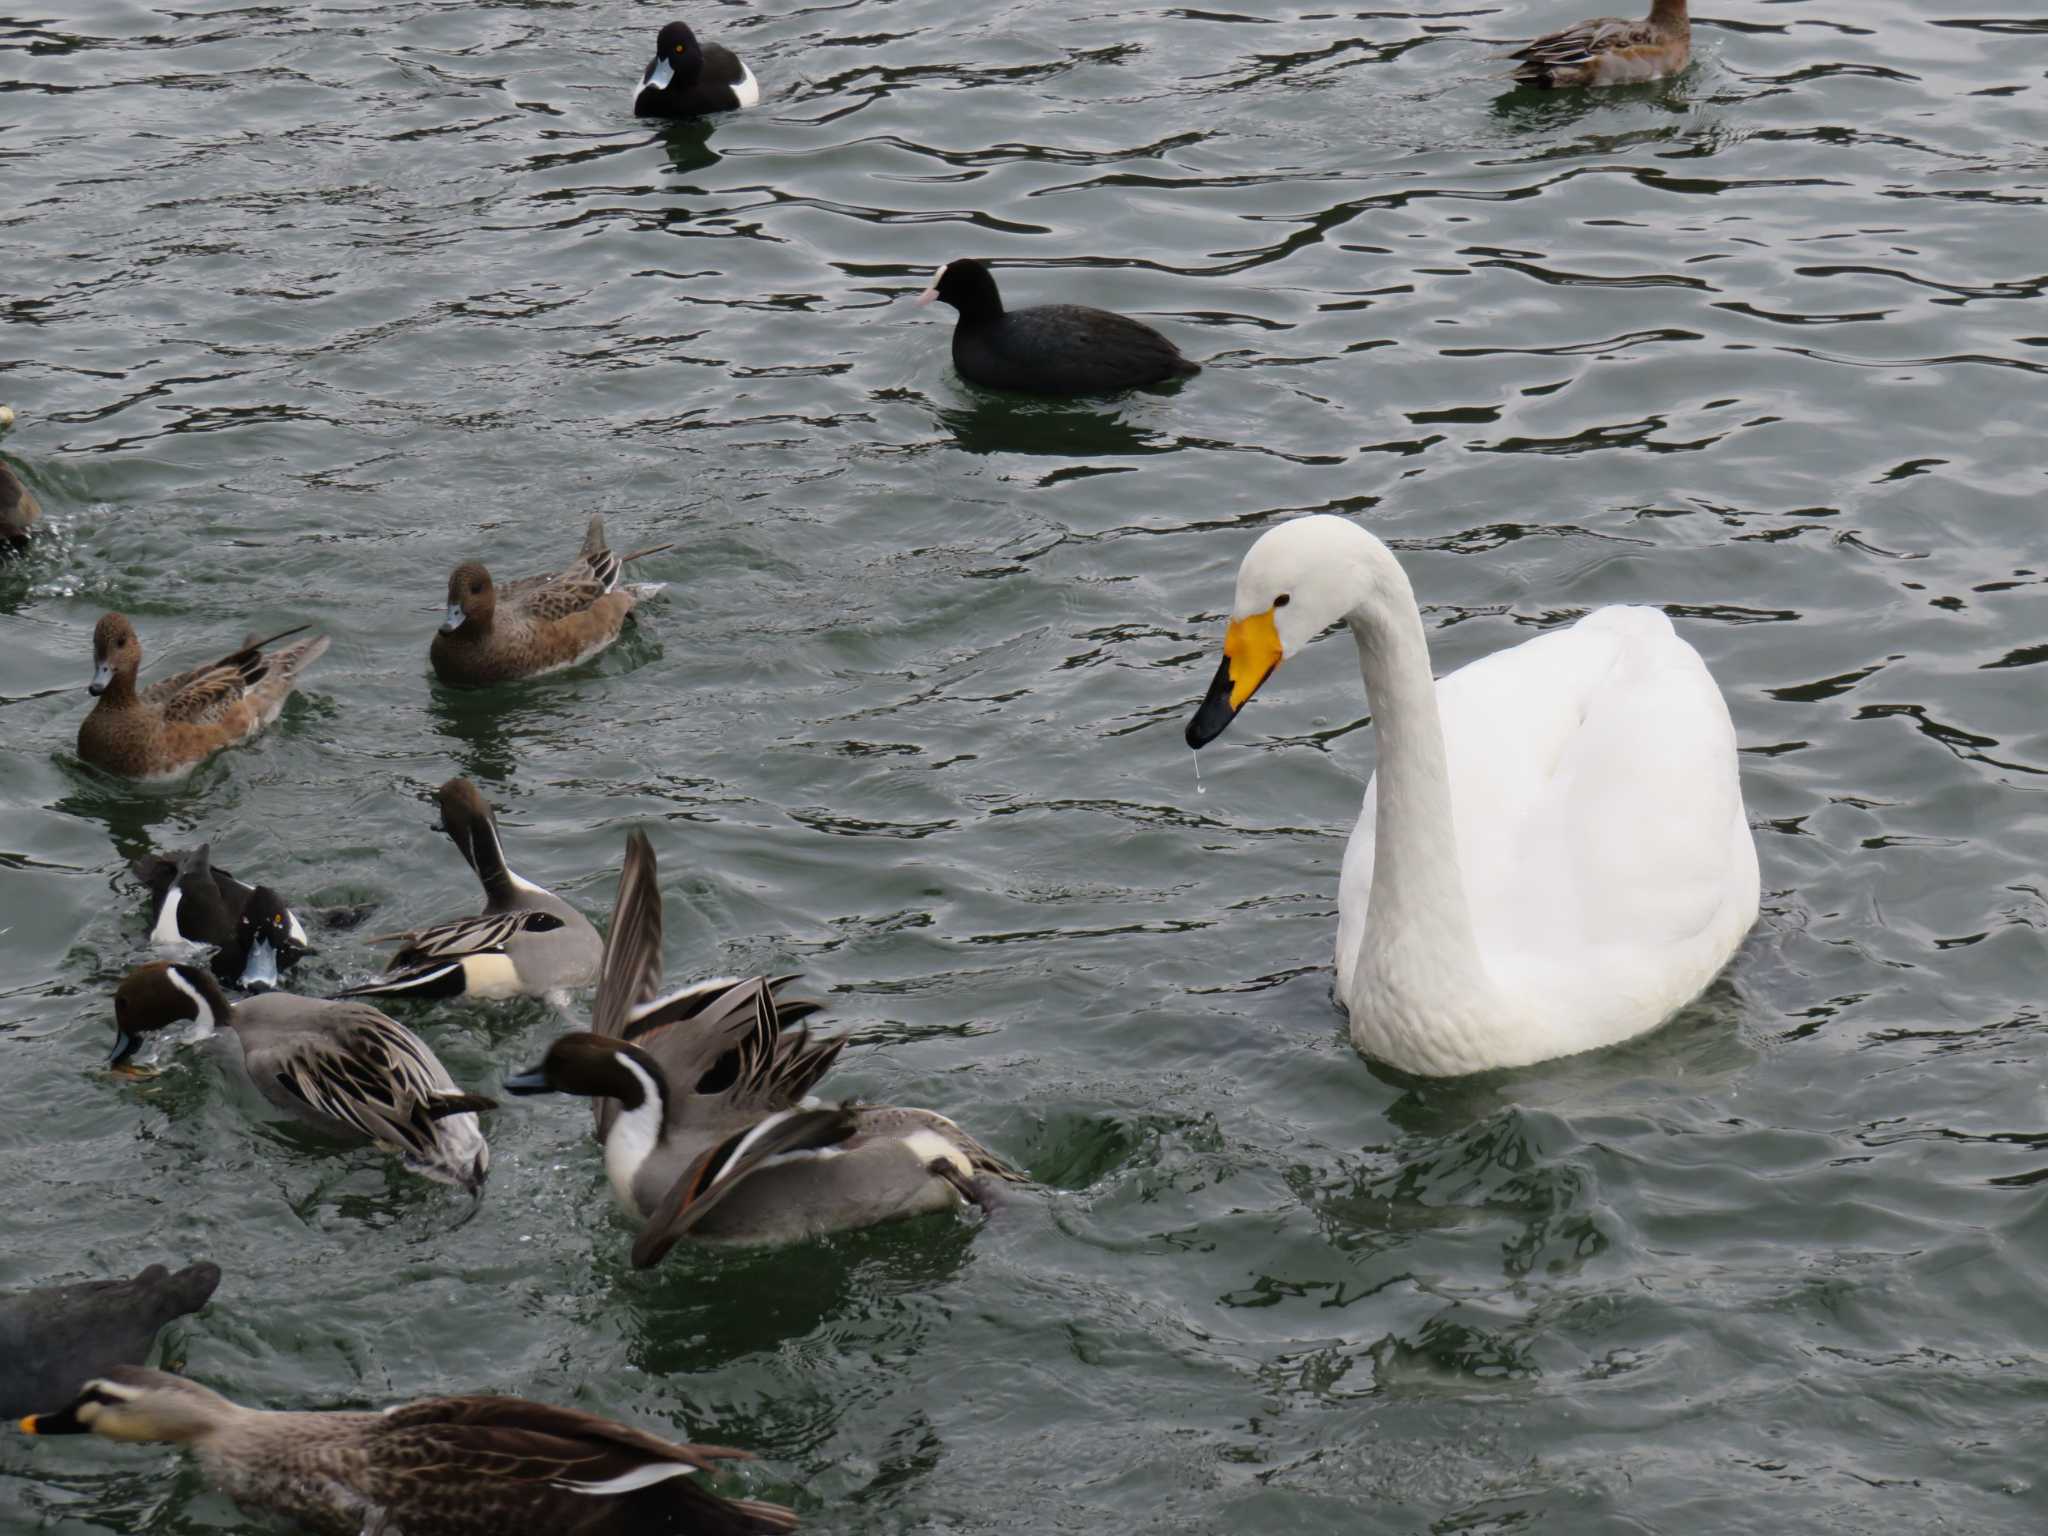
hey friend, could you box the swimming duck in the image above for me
[0,461,39,551]
[0,1263,220,1420]
[340,777,602,1004]
[634,20,760,118]
[21,1366,797,1536]
[76,614,329,781]
[505,830,1025,1260]
[1509,0,1689,89]
[430,515,670,688]
[111,961,495,1194]
[916,258,1201,396]
[130,845,312,992]
[1184,513,1758,1077]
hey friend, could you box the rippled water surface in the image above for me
[4,0,2047,1530]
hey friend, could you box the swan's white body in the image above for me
[1196,515,1758,1077]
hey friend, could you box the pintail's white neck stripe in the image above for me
[602,1053,666,1212]
[163,967,224,1038]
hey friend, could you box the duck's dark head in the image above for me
[916,258,1003,321]
[110,962,230,1068]
[224,888,310,992]
[442,561,495,634]
[89,613,141,697]
[504,1032,665,1110]
[646,21,706,89]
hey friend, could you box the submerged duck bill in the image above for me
[439,602,466,634]
[107,1029,140,1068]
[1186,610,1282,749]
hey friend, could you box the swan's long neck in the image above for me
[1342,553,1492,1008]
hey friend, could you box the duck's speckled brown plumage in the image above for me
[0,461,40,549]
[21,1366,796,1536]
[430,514,669,687]
[76,613,329,780]
[1510,0,1689,89]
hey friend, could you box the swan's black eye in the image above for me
[1273,594,1291,608]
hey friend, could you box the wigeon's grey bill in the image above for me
[89,662,114,695]
[441,603,465,633]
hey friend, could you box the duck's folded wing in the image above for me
[147,625,313,722]
[373,1397,796,1535]
[336,910,567,999]
[1510,15,1640,66]
[632,1106,859,1268]
[252,1011,494,1160]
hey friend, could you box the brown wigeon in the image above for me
[429,514,670,688]
[76,614,329,781]
[1510,0,1689,89]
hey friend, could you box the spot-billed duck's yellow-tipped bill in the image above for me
[1185,608,1282,749]
[18,1415,37,1434]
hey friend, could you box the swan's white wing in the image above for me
[1337,606,1757,1029]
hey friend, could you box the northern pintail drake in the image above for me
[130,845,312,992]
[21,1366,798,1536]
[0,460,39,551]
[634,21,760,118]
[916,258,1201,396]
[340,777,602,1004]
[1184,514,1757,1077]
[430,515,670,688]
[76,614,329,781]
[0,1264,220,1420]
[1509,0,1689,89]
[111,962,494,1194]
[506,830,1026,1261]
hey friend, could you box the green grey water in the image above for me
[3,0,2046,1530]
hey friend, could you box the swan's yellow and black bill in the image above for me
[1185,609,1282,749]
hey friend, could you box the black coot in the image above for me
[0,1262,222,1418]
[633,21,760,118]
[917,258,1201,396]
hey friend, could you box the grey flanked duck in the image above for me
[340,777,602,1004]
[430,514,670,688]
[131,845,313,991]
[506,830,1026,1263]
[76,613,329,781]
[111,961,494,1195]
[0,1263,220,1420]
[20,1366,797,1536]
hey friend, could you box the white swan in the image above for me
[1185,514,1759,1077]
